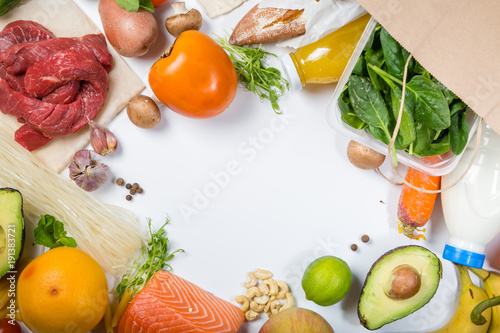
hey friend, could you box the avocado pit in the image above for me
[385,264,421,299]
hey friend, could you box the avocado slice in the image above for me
[358,245,442,330]
[0,188,25,278]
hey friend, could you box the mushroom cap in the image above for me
[165,7,203,37]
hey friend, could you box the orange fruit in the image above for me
[17,247,108,333]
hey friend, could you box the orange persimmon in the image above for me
[149,30,238,119]
[397,167,441,240]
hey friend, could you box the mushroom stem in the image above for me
[172,2,189,15]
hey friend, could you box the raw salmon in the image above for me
[118,271,245,333]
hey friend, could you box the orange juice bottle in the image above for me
[280,14,370,89]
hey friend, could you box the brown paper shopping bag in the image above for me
[356,0,500,134]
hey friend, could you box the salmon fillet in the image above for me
[118,271,245,333]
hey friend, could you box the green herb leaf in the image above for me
[33,215,77,249]
[115,0,154,12]
[139,0,154,12]
[215,34,289,114]
[116,218,184,299]
[115,0,139,12]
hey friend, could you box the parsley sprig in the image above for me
[34,215,77,249]
[215,34,289,113]
[116,218,183,299]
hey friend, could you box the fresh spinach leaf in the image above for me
[380,28,414,81]
[390,86,416,148]
[34,215,77,249]
[365,48,385,91]
[405,75,451,130]
[342,113,367,130]
[431,77,457,105]
[420,133,450,156]
[348,76,392,142]
[450,100,468,117]
[368,125,390,145]
[412,124,435,155]
[450,111,469,155]
[352,56,366,76]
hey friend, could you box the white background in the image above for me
[30,0,500,332]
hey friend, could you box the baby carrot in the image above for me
[397,167,441,240]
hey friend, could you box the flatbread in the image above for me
[0,0,145,173]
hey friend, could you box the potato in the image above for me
[98,0,158,57]
[347,140,385,170]
[127,95,161,129]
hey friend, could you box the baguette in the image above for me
[229,5,307,45]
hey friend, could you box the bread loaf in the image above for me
[229,5,307,45]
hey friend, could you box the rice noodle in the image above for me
[0,121,145,274]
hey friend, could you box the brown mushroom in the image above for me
[165,2,202,37]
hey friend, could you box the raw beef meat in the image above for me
[0,20,112,151]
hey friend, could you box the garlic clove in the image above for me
[69,149,110,191]
[89,121,118,156]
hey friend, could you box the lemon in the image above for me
[302,255,352,306]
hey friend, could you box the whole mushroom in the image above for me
[165,2,203,37]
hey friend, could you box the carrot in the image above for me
[397,167,441,240]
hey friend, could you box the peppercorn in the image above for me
[125,183,132,189]
[132,183,139,190]
[126,194,132,201]
[361,234,370,243]
[351,244,358,252]
[130,189,137,195]
[116,178,125,186]
[137,187,144,194]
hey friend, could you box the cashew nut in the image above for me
[279,293,296,312]
[250,300,265,312]
[235,295,249,312]
[243,272,257,288]
[259,282,269,295]
[254,269,273,280]
[254,295,270,305]
[269,299,281,316]
[276,280,290,299]
[246,286,261,299]
[245,310,260,321]
[263,279,279,296]
[264,296,276,313]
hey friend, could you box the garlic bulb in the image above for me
[69,149,109,191]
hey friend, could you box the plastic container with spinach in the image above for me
[339,24,470,157]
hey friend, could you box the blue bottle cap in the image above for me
[443,244,485,268]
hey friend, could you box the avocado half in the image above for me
[0,188,25,278]
[358,245,442,330]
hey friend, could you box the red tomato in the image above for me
[0,319,21,333]
[151,0,167,8]
[149,30,238,119]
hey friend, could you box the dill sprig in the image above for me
[115,218,184,299]
[215,34,289,113]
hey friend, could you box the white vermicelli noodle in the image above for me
[0,122,145,275]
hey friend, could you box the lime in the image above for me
[302,255,352,306]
